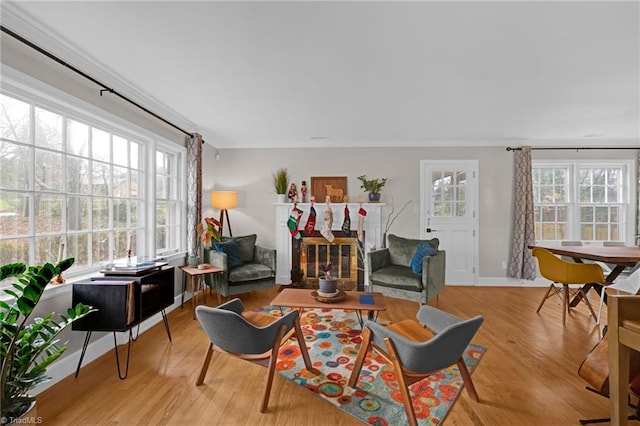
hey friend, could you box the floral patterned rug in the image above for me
[258,306,486,425]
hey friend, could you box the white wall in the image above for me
[202,144,635,279]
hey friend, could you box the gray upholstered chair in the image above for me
[204,234,276,303]
[367,233,445,304]
[348,305,484,426]
[195,298,312,412]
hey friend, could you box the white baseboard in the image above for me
[475,276,549,287]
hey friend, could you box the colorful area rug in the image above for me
[258,306,486,425]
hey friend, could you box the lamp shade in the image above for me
[210,191,238,209]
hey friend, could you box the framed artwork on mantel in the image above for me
[310,176,348,203]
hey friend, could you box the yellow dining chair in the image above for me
[532,247,605,325]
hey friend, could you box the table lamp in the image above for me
[210,191,238,237]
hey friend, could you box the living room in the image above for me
[1,1,639,425]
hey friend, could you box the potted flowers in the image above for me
[191,217,222,266]
[0,259,94,423]
[357,175,388,202]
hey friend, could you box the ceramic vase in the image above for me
[368,193,381,202]
[319,278,338,295]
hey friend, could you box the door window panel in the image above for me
[431,169,467,218]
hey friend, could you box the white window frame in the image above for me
[0,66,187,288]
[533,159,636,245]
[153,143,184,256]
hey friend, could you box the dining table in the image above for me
[529,244,640,306]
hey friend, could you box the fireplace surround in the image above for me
[274,202,384,287]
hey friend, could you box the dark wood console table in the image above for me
[72,265,174,379]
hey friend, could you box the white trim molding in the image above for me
[1,2,197,136]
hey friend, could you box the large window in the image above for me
[155,148,182,253]
[533,161,633,243]
[0,85,185,282]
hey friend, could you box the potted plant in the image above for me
[272,168,290,203]
[0,258,94,423]
[191,217,222,266]
[357,175,388,202]
[318,263,338,296]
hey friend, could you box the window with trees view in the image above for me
[0,87,185,284]
[533,162,632,243]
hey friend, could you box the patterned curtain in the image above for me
[186,133,203,258]
[507,146,537,279]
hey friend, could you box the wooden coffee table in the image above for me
[270,288,386,327]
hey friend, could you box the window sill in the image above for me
[1,252,187,303]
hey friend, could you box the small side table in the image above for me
[180,264,223,319]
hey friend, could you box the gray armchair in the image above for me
[195,298,312,412]
[348,305,484,426]
[204,234,276,303]
[368,234,445,304]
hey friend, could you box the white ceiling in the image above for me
[3,1,639,149]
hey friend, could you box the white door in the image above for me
[420,160,478,285]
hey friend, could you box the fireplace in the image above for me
[274,202,384,288]
[291,231,364,291]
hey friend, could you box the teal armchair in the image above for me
[204,234,276,302]
[368,234,445,304]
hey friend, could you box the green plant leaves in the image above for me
[0,263,26,281]
[1,257,98,420]
[55,258,74,273]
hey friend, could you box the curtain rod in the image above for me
[1,25,193,138]
[506,146,637,151]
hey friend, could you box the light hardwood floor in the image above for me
[38,286,640,425]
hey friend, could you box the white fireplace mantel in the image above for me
[274,202,385,285]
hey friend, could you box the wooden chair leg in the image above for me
[348,327,372,388]
[457,358,480,402]
[293,316,313,371]
[260,324,287,413]
[196,343,214,386]
[563,284,569,325]
[579,287,598,321]
[536,284,555,313]
[384,337,418,426]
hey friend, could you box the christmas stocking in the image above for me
[288,207,303,240]
[342,205,351,236]
[320,206,335,242]
[304,205,317,236]
[357,207,367,243]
